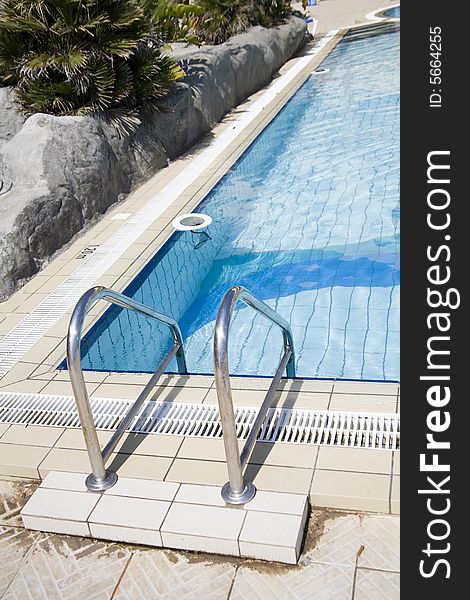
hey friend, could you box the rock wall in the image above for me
[0,17,307,300]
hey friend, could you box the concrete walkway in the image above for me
[0,479,399,600]
[294,0,395,34]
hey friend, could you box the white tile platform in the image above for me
[21,471,309,564]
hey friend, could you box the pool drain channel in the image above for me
[0,393,399,450]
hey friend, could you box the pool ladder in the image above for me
[213,286,295,504]
[67,286,187,492]
[67,285,295,505]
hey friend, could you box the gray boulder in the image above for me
[0,87,26,143]
[0,17,307,300]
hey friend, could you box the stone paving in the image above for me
[0,480,399,599]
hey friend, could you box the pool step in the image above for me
[21,471,309,564]
[348,22,399,41]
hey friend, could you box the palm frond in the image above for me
[0,0,181,121]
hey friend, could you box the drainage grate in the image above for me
[0,393,399,450]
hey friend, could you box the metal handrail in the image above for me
[213,286,295,504]
[66,286,187,492]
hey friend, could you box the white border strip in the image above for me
[0,30,339,378]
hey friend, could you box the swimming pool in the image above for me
[76,28,400,381]
[383,6,400,18]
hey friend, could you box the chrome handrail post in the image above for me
[67,288,118,491]
[214,287,255,504]
[172,323,188,375]
[213,286,296,505]
[283,329,296,379]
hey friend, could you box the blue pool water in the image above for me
[383,6,400,18]
[77,29,400,381]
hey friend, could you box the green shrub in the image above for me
[192,0,292,45]
[140,0,202,44]
[193,0,252,45]
[0,0,182,118]
[249,0,291,27]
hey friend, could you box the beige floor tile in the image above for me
[392,452,400,475]
[38,448,91,478]
[316,447,392,474]
[18,274,54,295]
[278,378,334,394]
[54,370,108,383]
[149,384,210,404]
[310,470,390,513]
[167,458,313,494]
[0,424,9,439]
[89,494,169,532]
[332,381,398,396]
[203,388,268,407]
[228,377,273,391]
[0,293,30,314]
[358,515,400,572]
[20,336,64,365]
[100,257,136,277]
[0,313,26,336]
[35,275,72,295]
[91,381,210,404]
[249,442,318,469]
[176,438,229,462]
[39,380,100,397]
[104,477,179,501]
[14,293,50,314]
[329,394,397,413]
[92,383,147,400]
[165,458,227,486]
[355,569,400,600]
[56,428,182,458]
[157,374,214,389]
[245,464,313,495]
[162,501,245,541]
[274,390,331,410]
[54,428,113,450]
[38,447,173,481]
[391,476,399,515]
[0,361,37,383]
[22,487,99,523]
[107,453,173,481]
[1,425,64,448]
[29,362,57,380]
[0,379,47,393]
[115,433,183,458]
[102,372,155,386]
[120,243,150,262]
[0,443,51,478]
[177,438,317,469]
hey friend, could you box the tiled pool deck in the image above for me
[0,2,399,596]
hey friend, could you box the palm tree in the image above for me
[0,0,182,117]
[140,0,202,43]
[193,0,251,45]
